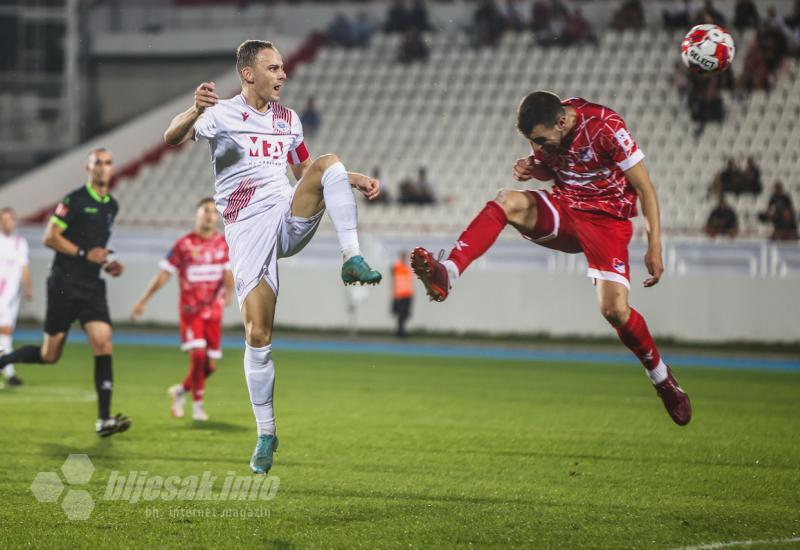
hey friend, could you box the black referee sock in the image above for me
[94,355,113,420]
[0,345,44,367]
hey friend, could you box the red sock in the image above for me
[187,349,207,401]
[615,309,661,370]
[447,201,508,274]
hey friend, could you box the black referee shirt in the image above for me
[50,183,119,283]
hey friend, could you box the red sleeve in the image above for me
[597,116,644,171]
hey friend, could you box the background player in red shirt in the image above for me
[131,197,233,421]
[412,91,691,426]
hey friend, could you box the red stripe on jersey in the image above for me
[223,178,257,224]
[288,142,309,164]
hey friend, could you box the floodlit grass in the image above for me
[1,343,798,548]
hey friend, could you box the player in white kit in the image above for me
[0,208,33,387]
[164,40,382,474]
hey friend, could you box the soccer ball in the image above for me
[680,24,735,74]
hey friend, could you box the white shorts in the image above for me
[0,292,21,328]
[225,195,323,308]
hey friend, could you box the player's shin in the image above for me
[615,308,667,384]
[244,342,276,436]
[94,355,113,420]
[189,348,207,402]
[321,161,360,260]
[447,201,509,276]
[0,345,44,367]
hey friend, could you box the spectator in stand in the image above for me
[765,5,800,53]
[300,97,321,138]
[385,0,411,33]
[695,0,726,26]
[352,11,377,48]
[399,167,436,205]
[759,182,799,240]
[739,22,788,92]
[705,195,739,238]
[398,29,430,63]
[663,0,700,30]
[408,0,433,32]
[610,0,645,31]
[563,8,597,46]
[475,0,507,48]
[740,156,763,195]
[687,72,725,136]
[530,0,553,33]
[710,158,743,196]
[328,13,355,48]
[499,0,528,32]
[734,0,760,31]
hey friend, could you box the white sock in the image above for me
[647,359,669,384]
[442,260,460,288]
[244,342,276,436]
[321,161,361,259]
[0,334,14,378]
[192,400,204,412]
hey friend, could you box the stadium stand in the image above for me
[110,27,800,238]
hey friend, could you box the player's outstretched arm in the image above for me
[626,161,664,288]
[164,82,219,146]
[22,265,33,300]
[131,270,172,320]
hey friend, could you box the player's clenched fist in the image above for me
[194,82,219,112]
[512,157,536,181]
[349,173,381,201]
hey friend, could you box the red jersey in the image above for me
[160,232,230,318]
[532,98,644,219]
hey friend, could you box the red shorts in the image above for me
[523,190,633,289]
[180,313,223,359]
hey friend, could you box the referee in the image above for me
[0,148,131,437]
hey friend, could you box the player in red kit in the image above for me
[131,197,233,421]
[412,91,691,425]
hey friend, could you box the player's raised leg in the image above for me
[85,321,131,437]
[0,328,23,386]
[412,188,538,301]
[241,279,279,474]
[291,153,382,285]
[0,331,67,368]
[596,280,691,425]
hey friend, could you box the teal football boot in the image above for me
[341,255,382,286]
[250,434,279,474]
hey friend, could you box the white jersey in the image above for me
[0,233,28,304]
[193,94,309,225]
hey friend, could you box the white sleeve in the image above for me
[193,108,218,141]
[20,237,29,267]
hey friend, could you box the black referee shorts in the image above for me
[44,274,112,335]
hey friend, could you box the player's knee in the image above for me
[95,340,113,356]
[245,324,273,348]
[314,153,340,172]
[493,188,528,216]
[600,303,630,327]
[41,348,61,364]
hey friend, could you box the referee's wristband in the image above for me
[76,248,87,260]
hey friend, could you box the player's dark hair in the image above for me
[236,40,276,78]
[196,197,215,209]
[516,91,565,137]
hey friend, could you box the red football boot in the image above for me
[410,247,450,302]
[654,367,692,426]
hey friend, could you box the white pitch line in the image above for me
[676,536,800,550]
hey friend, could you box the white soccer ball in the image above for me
[680,24,735,74]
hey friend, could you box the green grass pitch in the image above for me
[0,343,798,548]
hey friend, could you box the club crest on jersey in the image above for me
[612,258,626,274]
[242,112,249,122]
[578,147,593,162]
[274,119,289,133]
[235,277,245,296]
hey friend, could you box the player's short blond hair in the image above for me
[195,197,215,209]
[236,40,276,79]
[87,147,111,159]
